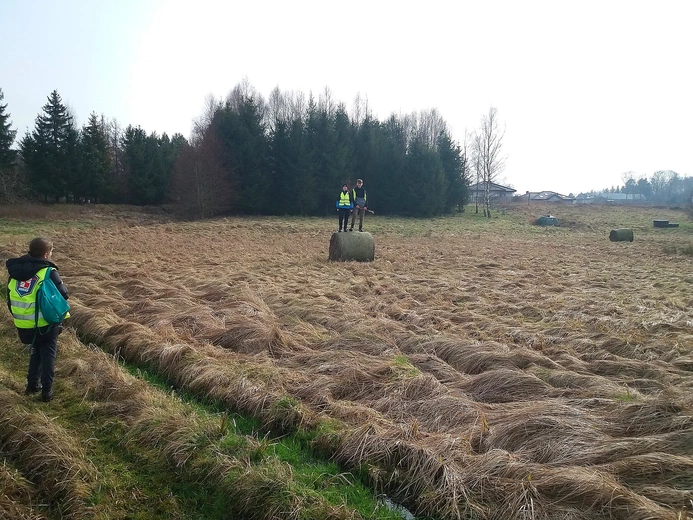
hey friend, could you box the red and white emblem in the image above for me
[16,277,38,296]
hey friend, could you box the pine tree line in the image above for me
[1,84,471,216]
[174,83,471,218]
[11,90,186,204]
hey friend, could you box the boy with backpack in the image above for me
[6,237,69,402]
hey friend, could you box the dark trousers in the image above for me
[18,325,60,391]
[350,206,365,230]
[338,208,351,230]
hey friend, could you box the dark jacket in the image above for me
[6,255,69,314]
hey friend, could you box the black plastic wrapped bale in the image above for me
[653,220,669,228]
[536,215,559,226]
[329,232,375,262]
[609,228,634,242]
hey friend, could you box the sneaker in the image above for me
[41,389,54,402]
[338,229,342,232]
[359,228,363,232]
[24,383,42,395]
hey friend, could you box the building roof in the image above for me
[528,191,574,201]
[469,182,517,193]
[581,192,648,201]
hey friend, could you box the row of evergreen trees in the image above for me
[1,84,471,216]
[175,84,470,218]
[0,89,186,205]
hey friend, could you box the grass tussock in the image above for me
[0,460,47,520]
[0,388,96,518]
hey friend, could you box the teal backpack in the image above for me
[36,267,70,325]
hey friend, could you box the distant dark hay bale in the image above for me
[609,228,634,242]
[328,231,375,262]
[535,215,559,226]
[653,219,669,228]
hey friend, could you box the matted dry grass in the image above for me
[4,203,693,519]
[0,387,96,519]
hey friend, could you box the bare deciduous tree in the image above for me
[416,108,447,149]
[319,86,336,118]
[0,160,28,202]
[192,93,222,145]
[471,107,506,217]
[351,93,371,126]
[172,131,232,219]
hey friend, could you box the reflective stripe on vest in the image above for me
[8,267,49,328]
[338,191,352,208]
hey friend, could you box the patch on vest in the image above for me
[16,277,38,297]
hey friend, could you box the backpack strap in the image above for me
[32,267,52,346]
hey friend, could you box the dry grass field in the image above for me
[1,203,693,519]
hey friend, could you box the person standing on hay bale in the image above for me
[336,182,353,232]
[349,178,368,232]
[5,237,69,402]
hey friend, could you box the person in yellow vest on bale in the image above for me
[336,182,353,232]
[6,237,69,402]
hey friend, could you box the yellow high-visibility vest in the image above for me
[338,191,352,208]
[8,267,50,329]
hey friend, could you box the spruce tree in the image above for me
[401,137,447,216]
[215,93,271,214]
[268,118,298,215]
[438,132,469,212]
[20,90,79,201]
[0,88,17,170]
[78,112,112,202]
[122,125,151,204]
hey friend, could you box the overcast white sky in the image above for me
[2,0,691,196]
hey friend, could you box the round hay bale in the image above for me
[535,215,559,226]
[329,232,375,262]
[653,219,669,228]
[609,228,634,242]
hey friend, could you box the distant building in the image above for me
[469,182,517,201]
[527,191,575,204]
[575,192,647,204]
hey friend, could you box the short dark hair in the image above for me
[29,237,53,258]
